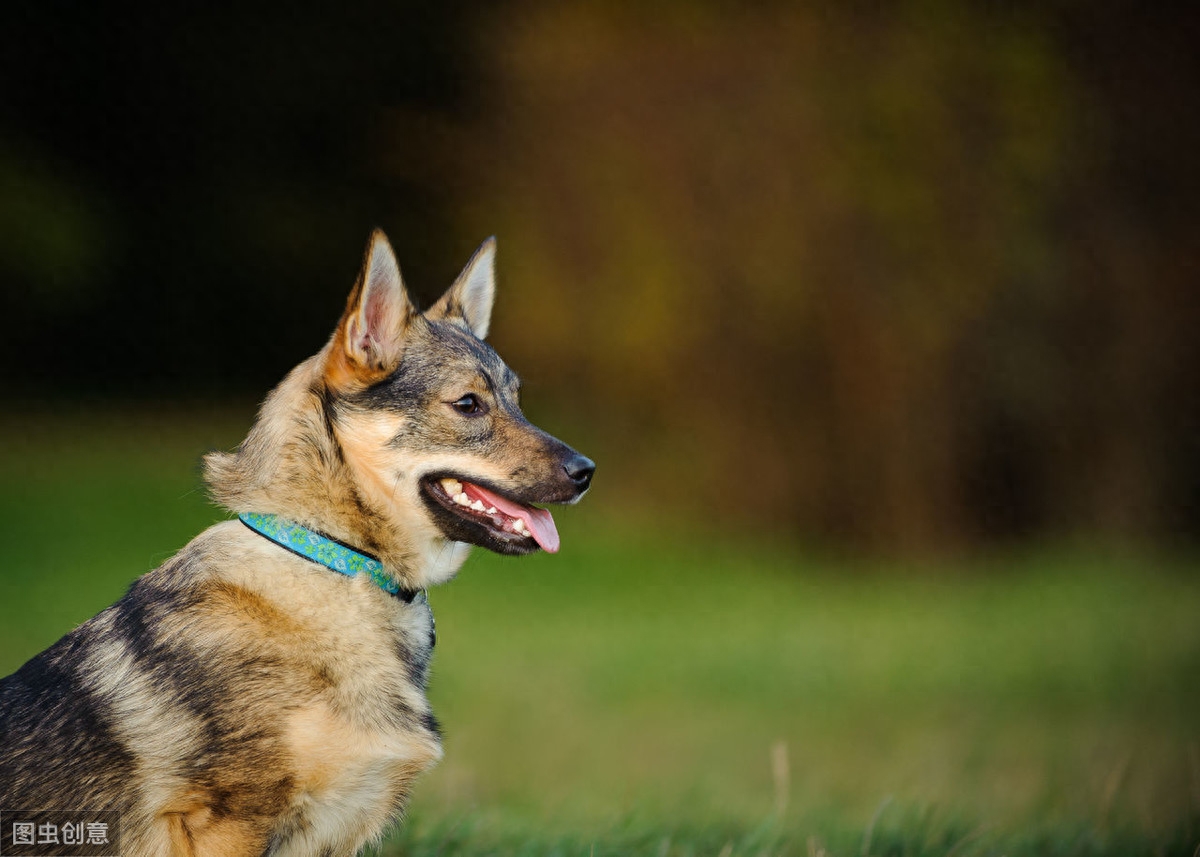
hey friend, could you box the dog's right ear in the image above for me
[327,229,416,386]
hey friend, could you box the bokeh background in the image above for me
[1,3,1197,855]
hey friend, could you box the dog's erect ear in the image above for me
[329,230,415,383]
[426,237,496,339]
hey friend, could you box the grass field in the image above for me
[1,409,1197,855]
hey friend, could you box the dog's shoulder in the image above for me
[0,518,442,839]
[125,519,439,712]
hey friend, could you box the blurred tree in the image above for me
[1,1,1195,553]
[1045,3,1200,542]
[454,0,1198,551]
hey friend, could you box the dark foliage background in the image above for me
[2,1,1197,553]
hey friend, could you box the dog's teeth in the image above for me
[440,478,462,496]
[513,519,528,534]
[486,506,497,514]
[453,493,471,507]
[470,500,486,512]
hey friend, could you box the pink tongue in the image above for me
[463,483,560,554]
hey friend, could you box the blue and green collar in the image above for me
[239,512,420,602]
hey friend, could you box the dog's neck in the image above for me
[238,511,423,600]
[204,351,470,591]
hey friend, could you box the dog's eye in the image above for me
[450,394,485,415]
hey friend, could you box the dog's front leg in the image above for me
[148,804,276,857]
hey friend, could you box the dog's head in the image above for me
[207,230,593,586]
[317,231,593,577]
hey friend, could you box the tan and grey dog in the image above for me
[0,231,594,856]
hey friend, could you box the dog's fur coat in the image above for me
[0,231,592,856]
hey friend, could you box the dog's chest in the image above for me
[396,590,437,688]
[330,592,438,729]
[275,597,442,854]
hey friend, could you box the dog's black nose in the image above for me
[563,453,595,490]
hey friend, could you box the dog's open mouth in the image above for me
[423,476,560,554]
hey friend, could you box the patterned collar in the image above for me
[238,512,421,602]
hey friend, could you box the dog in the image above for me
[0,230,594,856]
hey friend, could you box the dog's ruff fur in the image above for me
[0,231,592,857]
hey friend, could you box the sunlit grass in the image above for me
[408,539,1198,836]
[1,408,1197,855]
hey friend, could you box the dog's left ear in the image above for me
[427,237,496,339]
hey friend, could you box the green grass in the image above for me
[1,408,1197,855]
